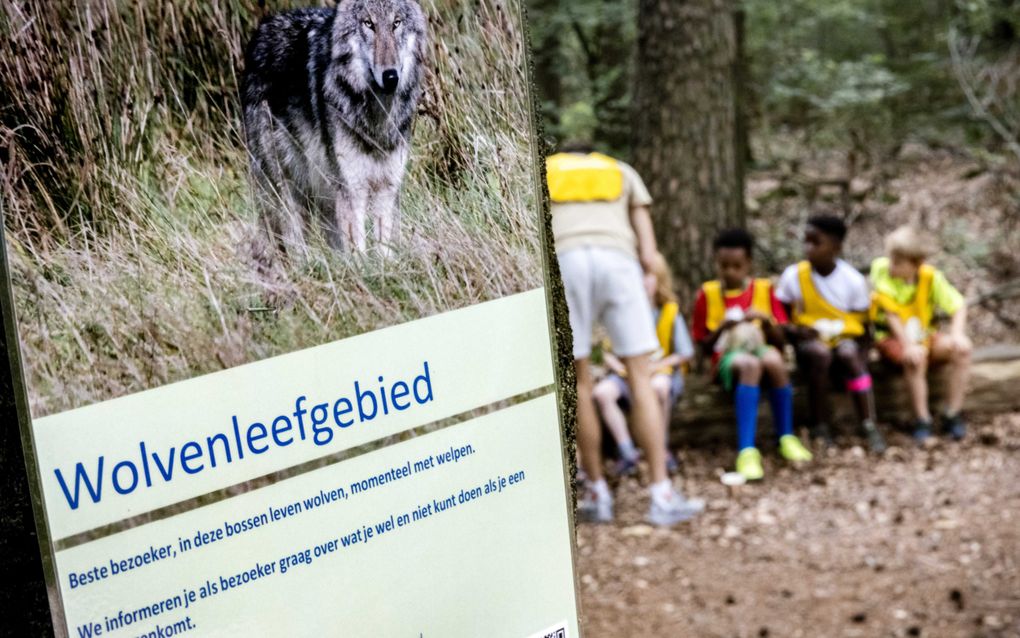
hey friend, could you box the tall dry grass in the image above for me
[0,0,543,417]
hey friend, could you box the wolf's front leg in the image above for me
[371,170,405,257]
[335,186,369,254]
[370,179,404,259]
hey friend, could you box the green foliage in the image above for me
[746,0,1020,160]
[528,0,636,158]
[528,0,1018,164]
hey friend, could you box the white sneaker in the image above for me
[577,485,613,524]
[647,490,704,527]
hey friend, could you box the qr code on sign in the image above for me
[525,621,568,638]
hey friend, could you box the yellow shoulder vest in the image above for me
[655,301,680,375]
[870,263,935,333]
[702,279,773,331]
[545,152,624,203]
[794,261,866,341]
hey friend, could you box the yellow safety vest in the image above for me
[545,152,624,203]
[701,279,774,331]
[793,261,866,342]
[870,264,935,336]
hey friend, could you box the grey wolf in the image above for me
[241,0,427,257]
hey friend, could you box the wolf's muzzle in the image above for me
[381,69,399,93]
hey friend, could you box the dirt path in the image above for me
[576,413,1020,638]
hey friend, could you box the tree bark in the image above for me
[632,0,745,296]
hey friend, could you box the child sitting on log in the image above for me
[776,214,887,453]
[869,225,972,442]
[692,229,812,481]
[594,252,694,476]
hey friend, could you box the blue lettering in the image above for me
[54,457,104,510]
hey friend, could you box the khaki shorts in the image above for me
[557,246,658,360]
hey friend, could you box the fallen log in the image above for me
[671,344,1020,446]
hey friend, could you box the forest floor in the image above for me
[576,412,1020,638]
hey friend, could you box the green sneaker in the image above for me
[736,447,764,481]
[778,434,814,462]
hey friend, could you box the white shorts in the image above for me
[557,246,658,360]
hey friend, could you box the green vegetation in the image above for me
[0,0,542,416]
[529,0,1020,164]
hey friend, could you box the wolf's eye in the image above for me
[393,18,402,29]
[362,19,374,30]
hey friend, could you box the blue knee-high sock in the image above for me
[735,384,761,451]
[770,384,794,438]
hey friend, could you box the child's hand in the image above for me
[948,333,972,356]
[797,325,820,341]
[904,343,927,367]
[719,318,741,333]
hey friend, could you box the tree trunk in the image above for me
[632,0,745,296]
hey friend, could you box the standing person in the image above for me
[869,225,972,442]
[775,214,887,453]
[593,252,695,477]
[691,229,812,481]
[547,144,703,526]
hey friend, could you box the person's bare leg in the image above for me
[761,348,789,387]
[650,373,678,471]
[932,335,972,415]
[835,340,885,452]
[593,378,633,454]
[650,374,672,432]
[575,359,604,482]
[734,353,764,386]
[798,340,833,430]
[621,354,666,484]
[835,340,877,424]
[903,353,931,422]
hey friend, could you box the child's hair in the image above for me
[649,252,678,306]
[807,213,848,242]
[713,228,754,257]
[559,139,595,154]
[885,225,933,262]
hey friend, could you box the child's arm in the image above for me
[774,269,818,341]
[701,318,740,354]
[947,304,972,353]
[886,312,926,366]
[629,204,658,274]
[745,309,785,346]
[603,351,627,376]
[933,269,971,352]
[663,316,696,370]
[691,290,733,357]
[779,302,818,341]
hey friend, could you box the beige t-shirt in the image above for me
[550,158,652,258]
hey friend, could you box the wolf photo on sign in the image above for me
[242,0,426,257]
[0,0,544,417]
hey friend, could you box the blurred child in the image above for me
[594,252,694,476]
[869,225,972,442]
[692,229,812,481]
[776,214,887,453]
